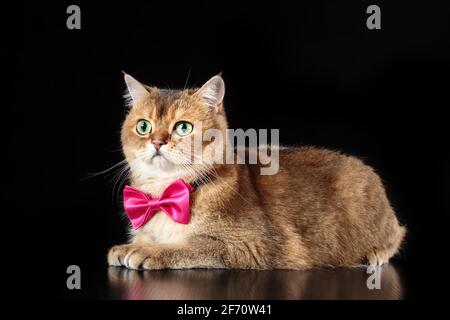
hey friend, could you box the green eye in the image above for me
[136,119,152,135]
[174,121,193,136]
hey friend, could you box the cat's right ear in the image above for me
[194,75,225,113]
[123,72,149,107]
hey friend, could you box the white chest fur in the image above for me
[133,211,189,245]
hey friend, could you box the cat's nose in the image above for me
[151,140,166,150]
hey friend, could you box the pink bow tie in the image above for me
[123,179,194,229]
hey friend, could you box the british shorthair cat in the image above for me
[107,73,405,270]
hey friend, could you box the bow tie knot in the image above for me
[123,179,194,229]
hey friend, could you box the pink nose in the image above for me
[151,140,166,150]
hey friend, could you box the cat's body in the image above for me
[108,74,405,270]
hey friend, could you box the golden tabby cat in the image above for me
[107,73,406,270]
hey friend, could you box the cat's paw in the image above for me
[108,244,138,267]
[108,244,161,270]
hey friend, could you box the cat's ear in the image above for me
[123,72,149,106]
[194,74,225,112]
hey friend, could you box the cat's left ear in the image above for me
[194,75,225,113]
[123,72,150,106]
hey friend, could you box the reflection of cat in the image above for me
[107,266,402,300]
[107,73,406,270]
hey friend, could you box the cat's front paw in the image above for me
[107,244,161,270]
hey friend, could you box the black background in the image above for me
[10,1,450,301]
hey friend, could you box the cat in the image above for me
[107,73,406,270]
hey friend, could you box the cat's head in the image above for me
[121,73,227,184]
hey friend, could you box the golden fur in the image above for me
[107,74,406,270]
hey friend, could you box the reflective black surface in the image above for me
[105,265,402,300]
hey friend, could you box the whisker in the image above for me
[81,159,128,181]
[162,148,242,208]
[183,67,192,90]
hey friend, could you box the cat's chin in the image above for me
[150,154,174,169]
[129,156,188,182]
[129,155,174,173]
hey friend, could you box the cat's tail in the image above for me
[367,222,406,266]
